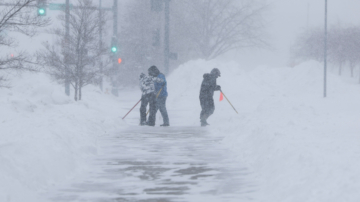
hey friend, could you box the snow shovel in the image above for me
[122,99,142,120]
[221,90,238,114]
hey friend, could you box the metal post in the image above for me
[111,0,118,96]
[65,0,70,96]
[113,0,118,37]
[324,0,327,98]
[99,0,103,91]
[164,0,170,75]
[307,3,310,30]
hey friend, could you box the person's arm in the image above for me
[139,74,148,93]
[210,77,221,91]
[151,76,164,84]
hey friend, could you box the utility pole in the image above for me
[65,0,70,96]
[164,0,170,75]
[99,0,103,91]
[111,0,118,96]
[307,3,310,30]
[324,0,328,98]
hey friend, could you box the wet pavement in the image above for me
[48,126,256,202]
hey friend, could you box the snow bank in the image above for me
[1,58,359,201]
[167,59,360,201]
[0,71,126,202]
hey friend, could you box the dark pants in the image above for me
[155,96,169,125]
[140,93,156,125]
[200,97,214,122]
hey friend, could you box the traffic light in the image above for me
[37,0,47,16]
[111,37,118,53]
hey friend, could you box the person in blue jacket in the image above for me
[148,65,170,127]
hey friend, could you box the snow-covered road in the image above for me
[46,126,255,202]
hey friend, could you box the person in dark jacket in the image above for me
[148,65,170,127]
[199,68,221,126]
[139,71,163,126]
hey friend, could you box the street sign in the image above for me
[49,3,73,10]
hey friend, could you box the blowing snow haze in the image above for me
[1,0,360,202]
[222,0,360,68]
[14,0,360,69]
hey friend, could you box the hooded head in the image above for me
[210,68,221,78]
[148,65,160,77]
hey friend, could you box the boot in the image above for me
[200,120,209,127]
[146,121,155,126]
[160,123,170,127]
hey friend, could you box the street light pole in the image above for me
[111,0,118,96]
[65,0,70,96]
[164,0,170,75]
[324,0,328,98]
[99,0,103,91]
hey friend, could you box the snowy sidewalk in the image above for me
[45,126,255,202]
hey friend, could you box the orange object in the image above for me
[118,58,122,64]
[219,92,224,101]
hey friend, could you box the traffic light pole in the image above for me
[324,0,327,98]
[111,0,118,96]
[99,0,103,91]
[164,0,170,75]
[65,0,70,96]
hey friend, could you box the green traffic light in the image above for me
[111,47,117,53]
[38,8,45,15]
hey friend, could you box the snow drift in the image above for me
[0,59,359,201]
[167,59,360,202]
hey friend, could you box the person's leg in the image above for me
[158,97,169,126]
[147,93,157,126]
[207,98,215,118]
[139,95,149,125]
[200,98,208,126]
[200,98,214,126]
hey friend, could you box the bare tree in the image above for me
[343,27,360,78]
[292,25,360,83]
[38,0,109,101]
[328,26,347,75]
[179,0,269,60]
[0,0,50,86]
[291,28,324,64]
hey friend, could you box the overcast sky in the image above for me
[14,0,360,69]
[223,0,360,68]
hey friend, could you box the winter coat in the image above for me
[154,73,168,97]
[139,74,164,95]
[199,73,220,99]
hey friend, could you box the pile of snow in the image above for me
[167,59,360,201]
[0,71,128,202]
[1,58,359,201]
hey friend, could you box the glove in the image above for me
[216,85,221,91]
